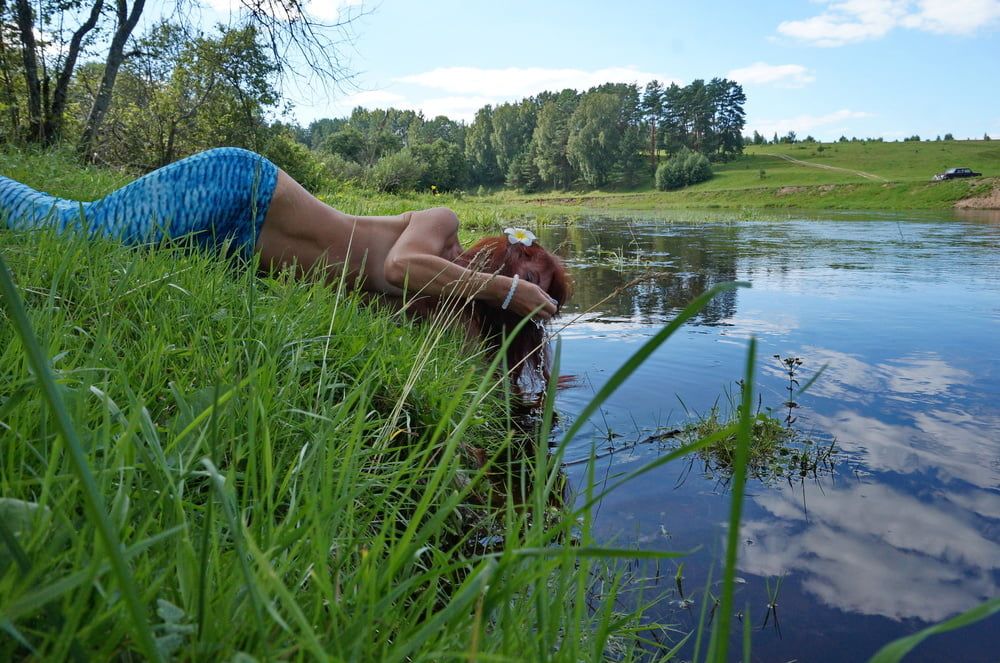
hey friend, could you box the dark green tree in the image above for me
[641,80,666,168]
[531,89,578,189]
[490,100,536,179]
[321,125,365,162]
[411,138,466,190]
[465,105,501,185]
[308,117,348,150]
[566,92,620,187]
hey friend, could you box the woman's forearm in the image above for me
[384,252,509,306]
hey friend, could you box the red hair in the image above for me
[453,236,572,390]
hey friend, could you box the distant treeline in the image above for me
[293,78,746,192]
[0,3,745,192]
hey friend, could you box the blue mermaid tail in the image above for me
[0,147,279,258]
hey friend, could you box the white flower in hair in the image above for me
[504,227,536,246]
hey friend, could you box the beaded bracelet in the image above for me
[501,274,519,310]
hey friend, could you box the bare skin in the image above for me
[254,171,559,319]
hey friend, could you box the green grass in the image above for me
[490,140,1000,211]
[2,148,995,661]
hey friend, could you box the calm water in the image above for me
[540,210,1000,662]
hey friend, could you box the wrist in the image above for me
[481,274,511,307]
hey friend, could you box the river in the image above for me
[539,209,1000,662]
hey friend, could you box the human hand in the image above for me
[506,279,558,320]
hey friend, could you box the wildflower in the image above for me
[503,226,536,247]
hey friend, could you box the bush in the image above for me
[263,132,331,191]
[368,149,426,193]
[410,139,467,191]
[655,148,713,190]
[322,153,366,185]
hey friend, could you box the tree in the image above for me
[708,78,745,159]
[566,92,620,187]
[655,147,712,190]
[465,105,500,185]
[409,114,464,146]
[369,149,425,193]
[411,138,466,190]
[531,89,578,189]
[506,144,542,193]
[658,78,744,160]
[77,22,281,168]
[320,125,365,162]
[3,0,363,155]
[490,100,536,179]
[641,80,665,168]
[9,0,104,142]
[78,0,147,157]
[308,117,348,150]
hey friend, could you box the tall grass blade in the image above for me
[868,597,1000,663]
[714,337,756,662]
[0,255,163,663]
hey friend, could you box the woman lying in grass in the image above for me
[0,147,570,384]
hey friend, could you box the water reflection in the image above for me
[543,213,1000,658]
[546,221,739,326]
[740,481,999,622]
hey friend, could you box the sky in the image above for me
[185,0,1000,141]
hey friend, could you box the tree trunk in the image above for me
[44,0,104,139]
[649,123,657,169]
[79,0,146,160]
[0,1,23,133]
[12,0,42,140]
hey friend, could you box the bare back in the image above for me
[255,171,434,294]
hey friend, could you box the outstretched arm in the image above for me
[383,207,558,319]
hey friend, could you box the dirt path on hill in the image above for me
[773,153,889,182]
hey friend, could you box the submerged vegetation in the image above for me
[678,355,837,484]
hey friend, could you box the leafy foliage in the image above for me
[655,147,713,190]
[369,149,426,193]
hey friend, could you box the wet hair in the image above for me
[452,236,572,389]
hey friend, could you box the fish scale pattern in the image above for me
[0,147,279,258]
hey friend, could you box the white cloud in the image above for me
[902,0,1000,34]
[396,66,674,98]
[318,66,676,123]
[726,62,815,87]
[739,482,1000,621]
[777,0,1000,46]
[204,0,363,23]
[748,109,873,138]
[335,90,407,108]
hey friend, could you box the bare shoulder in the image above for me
[394,207,460,256]
[407,207,460,235]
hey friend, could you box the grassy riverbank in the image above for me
[0,148,722,660]
[0,224,688,660]
[497,140,1000,211]
[3,148,995,660]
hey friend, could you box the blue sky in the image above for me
[194,0,1000,140]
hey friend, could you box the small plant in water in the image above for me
[761,574,785,638]
[671,356,837,485]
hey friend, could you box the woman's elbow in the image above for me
[383,255,409,288]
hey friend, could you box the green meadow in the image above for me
[2,149,997,661]
[501,140,1000,211]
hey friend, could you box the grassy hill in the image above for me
[507,139,1000,211]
